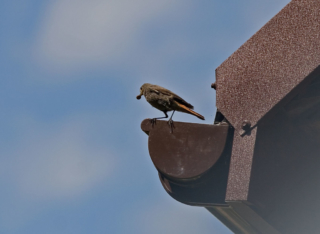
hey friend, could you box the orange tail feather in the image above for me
[176,102,205,120]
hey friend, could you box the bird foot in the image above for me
[167,119,175,133]
[150,118,156,127]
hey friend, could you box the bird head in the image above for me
[136,83,150,99]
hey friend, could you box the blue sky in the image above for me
[0,0,290,233]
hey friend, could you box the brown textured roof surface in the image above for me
[216,0,320,131]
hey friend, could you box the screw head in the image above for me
[242,120,251,129]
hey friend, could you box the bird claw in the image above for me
[150,118,156,127]
[167,119,175,133]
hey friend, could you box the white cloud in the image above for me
[1,115,115,201]
[35,0,184,70]
[18,128,111,200]
[0,114,116,230]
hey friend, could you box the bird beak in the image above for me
[136,91,143,100]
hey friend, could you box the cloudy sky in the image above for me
[0,0,290,233]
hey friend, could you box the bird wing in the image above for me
[149,85,194,109]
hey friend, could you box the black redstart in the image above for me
[137,83,205,132]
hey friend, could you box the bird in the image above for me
[136,83,205,132]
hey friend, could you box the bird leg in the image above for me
[150,112,168,127]
[167,110,175,133]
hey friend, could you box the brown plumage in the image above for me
[137,83,204,132]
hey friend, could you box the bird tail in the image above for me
[176,102,205,120]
